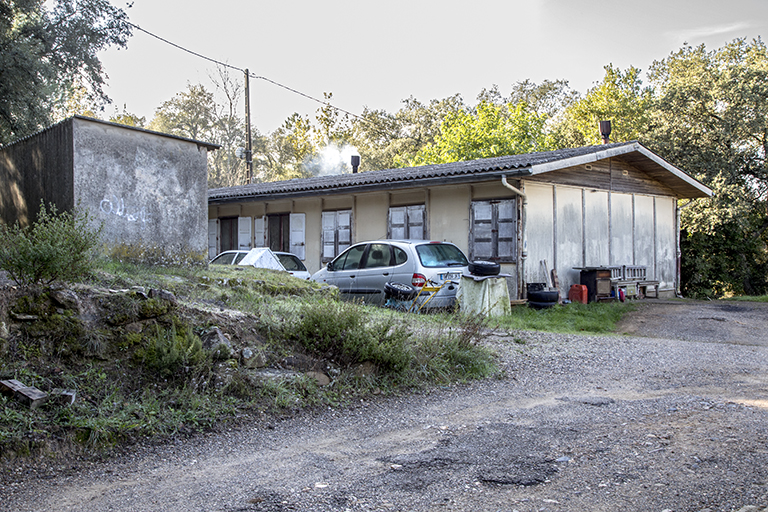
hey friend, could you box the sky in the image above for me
[98,0,768,136]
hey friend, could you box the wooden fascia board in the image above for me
[528,142,712,198]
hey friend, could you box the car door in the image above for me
[324,244,367,299]
[354,242,394,305]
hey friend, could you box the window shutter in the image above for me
[254,216,266,248]
[238,216,252,250]
[471,201,493,260]
[497,200,516,259]
[406,205,425,240]
[337,210,351,253]
[208,219,219,260]
[389,207,406,239]
[289,213,306,259]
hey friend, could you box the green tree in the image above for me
[149,83,215,141]
[552,65,651,148]
[680,174,768,297]
[646,38,768,297]
[406,100,549,166]
[109,104,146,128]
[0,0,132,144]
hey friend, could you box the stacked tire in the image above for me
[527,283,560,309]
[468,261,500,276]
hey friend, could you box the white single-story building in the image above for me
[207,141,712,299]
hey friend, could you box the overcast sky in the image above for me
[98,0,768,136]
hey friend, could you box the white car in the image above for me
[209,248,311,280]
[310,240,469,308]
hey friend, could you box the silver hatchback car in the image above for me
[310,240,469,308]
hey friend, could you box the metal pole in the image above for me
[244,68,253,184]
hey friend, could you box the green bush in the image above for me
[0,202,102,286]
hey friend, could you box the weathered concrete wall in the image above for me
[72,118,209,260]
[0,120,75,227]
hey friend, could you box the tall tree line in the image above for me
[1,3,765,297]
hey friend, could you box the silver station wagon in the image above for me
[310,240,469,308]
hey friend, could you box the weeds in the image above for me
[0,201,102,286]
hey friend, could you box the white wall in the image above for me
[525,181,678,298]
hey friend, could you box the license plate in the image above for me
[439,272,461,281]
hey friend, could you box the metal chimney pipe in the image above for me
[351,155,360,173]
[599,120,612,144]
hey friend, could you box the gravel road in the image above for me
[2,300,768,512]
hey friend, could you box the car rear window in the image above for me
[277,254,306,271]
[211,253,237,265]
[415,244,468,268]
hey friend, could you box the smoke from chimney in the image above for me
[303,143,361,176]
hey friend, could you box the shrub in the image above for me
[0,202,102,286]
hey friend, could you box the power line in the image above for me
[126,21,365,123]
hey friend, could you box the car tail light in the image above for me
[411,273,426,288]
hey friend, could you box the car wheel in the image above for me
[527,300,558,309]
[527,290,560,303]
[468,260,501,276]
[385,282,417,300]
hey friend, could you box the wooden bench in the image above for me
[611,266,660,300]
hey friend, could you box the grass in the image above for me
[495,301,635,334]
[723,294,768,302]
[0,257,497,461]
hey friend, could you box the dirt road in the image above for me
[3,301,768,512]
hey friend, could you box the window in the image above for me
[470,199,517,262]
[389,205,425,239]
[267,213,291,253]
[331,244,366,271]
[219,217,238,252]
[322,210,352,262]
[363,243,392,268]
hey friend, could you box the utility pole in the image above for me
[244,68,253,184]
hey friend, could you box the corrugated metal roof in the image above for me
[0,115,221,151]
[209,143,631,202]
[208,141,712,203]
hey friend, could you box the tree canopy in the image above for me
[0,0,132,144]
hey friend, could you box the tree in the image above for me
[149,84,216,141]
[551,65,652,148]
[0,0,132,144]
[646,38,768,297]
[109,105,146,128]
[680,174,768,297]
[406,100,549,166]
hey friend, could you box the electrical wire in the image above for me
[126,21,365,123]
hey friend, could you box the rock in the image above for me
[50,289,81,312]
[149,288,177,305]
[201,327,232,358]
[241,347,267,368]
[282,354,317,371]
[306,371,331,386]
[10,312,39,321]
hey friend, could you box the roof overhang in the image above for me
[529,142,712,198]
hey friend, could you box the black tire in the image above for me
[468,260,500,276]
[385,282,417,300]
[528,300,558,309]
[527,290,560,303]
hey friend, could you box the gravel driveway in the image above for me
[3,300,768,512]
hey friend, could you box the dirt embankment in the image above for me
[2,300,768,512]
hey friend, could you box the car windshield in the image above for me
[415,243,468,268]
[276,253,306,271]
